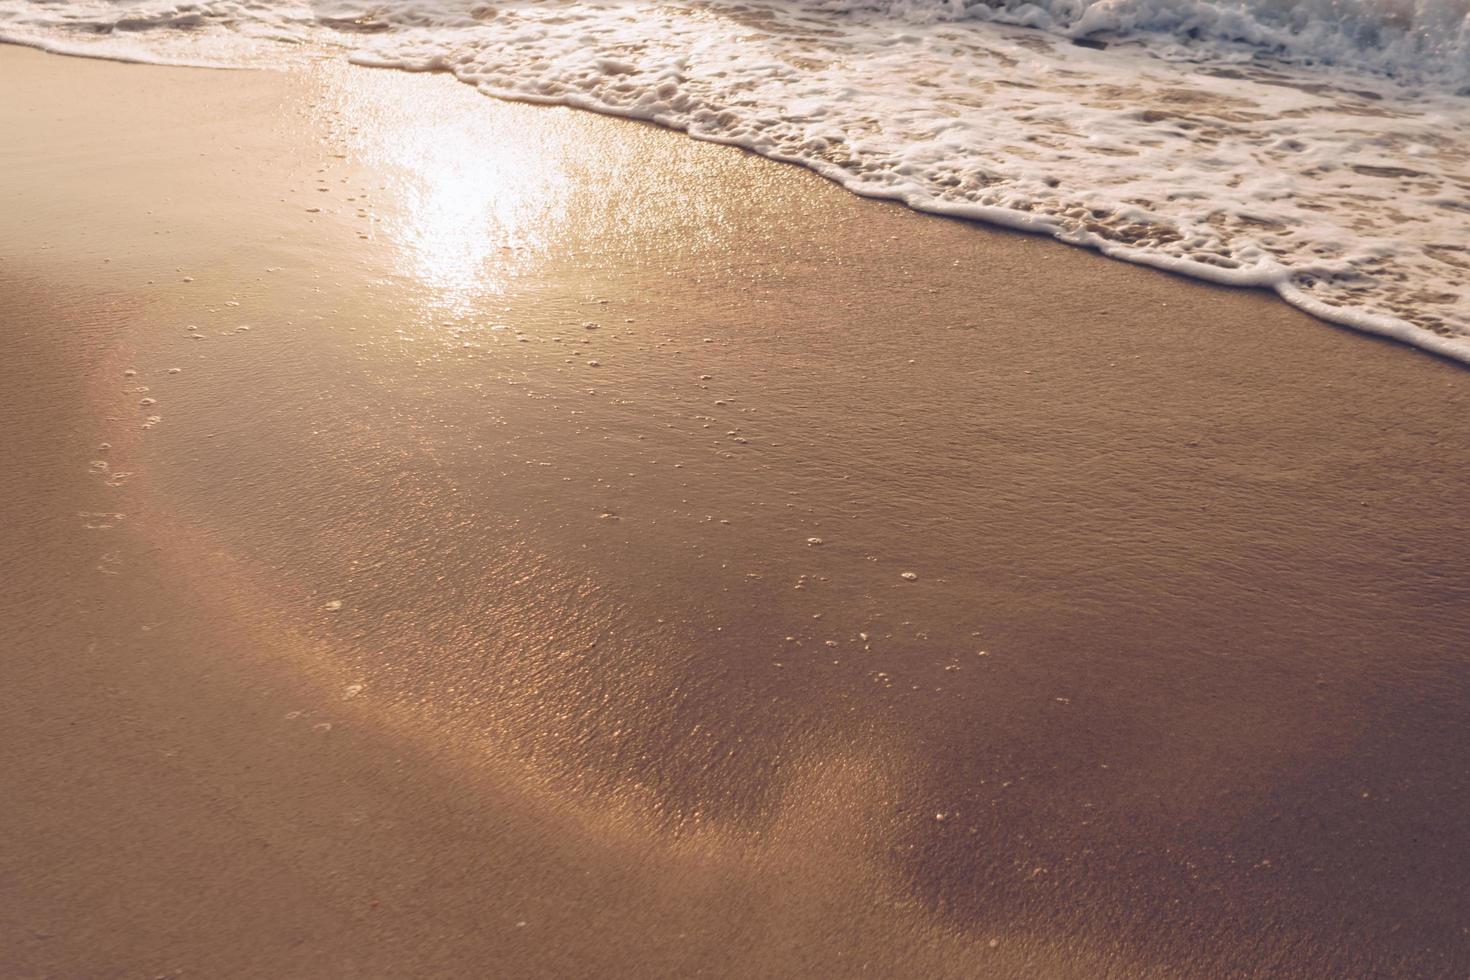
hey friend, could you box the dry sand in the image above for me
[2,45,1469,978]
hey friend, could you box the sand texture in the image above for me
[2,46,1469,978]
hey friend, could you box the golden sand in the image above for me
[3,46,1469,977]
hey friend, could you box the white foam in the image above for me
[3,0,1468,362]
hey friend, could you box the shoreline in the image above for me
[3,32,1468,367]
[4,44,1470,978]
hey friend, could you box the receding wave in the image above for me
[2,0,1467,362]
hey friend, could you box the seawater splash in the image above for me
[2,0,1468,362]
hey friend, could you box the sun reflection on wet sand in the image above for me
[320,67,575,315]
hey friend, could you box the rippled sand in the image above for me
[3,46,1469,978]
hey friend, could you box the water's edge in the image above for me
[6,34,1468,367]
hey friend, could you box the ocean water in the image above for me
[3,0,1468,362]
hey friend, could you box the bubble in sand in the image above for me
[139,398,156,407]
[123,369,137,378]
[167,368,182,374]
[343,683,364,699]
[323,599,343,611]
[588,360,600,367]
[901,571,919,581]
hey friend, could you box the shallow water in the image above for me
[3,0,1469,361]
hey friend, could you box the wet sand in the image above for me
[2,44,1469,978]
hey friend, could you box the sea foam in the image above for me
[2,0,1467,362]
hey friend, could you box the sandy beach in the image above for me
[3,44,1469,978]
